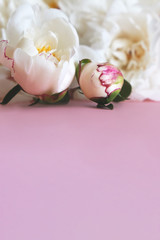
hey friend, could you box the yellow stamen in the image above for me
[45,0,59,9]
[49,3,59,9]
[37,45,60,61]
[37,46,51,54]
[52,52,60,61]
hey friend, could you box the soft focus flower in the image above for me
[79,62,124,104]
[58,0,111,47]
[59,0,110,15]
[0,4,79,97]
[61,0,160,101]
[103,1,160,100]
[0,0,48,40]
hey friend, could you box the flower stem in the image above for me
[1,84,22,105]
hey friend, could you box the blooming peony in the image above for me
[0,4,79,97]
[103,1,160,100]
[60,0,160,101]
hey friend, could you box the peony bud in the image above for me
[79,62,124,105]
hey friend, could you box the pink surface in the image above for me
[0,100,160,240]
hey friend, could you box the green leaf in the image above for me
[76,58,91,82]
[80,59,91,67]
[113,79,132,102]
[97,103,114,110]
[106,103,114,110]
[1,84,22,105]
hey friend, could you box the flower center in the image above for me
[37,45,60,62]
[45,0,59,8]
[108,38,149,72]
[37,45,51,54]
[49,3,59,8]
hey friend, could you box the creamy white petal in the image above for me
[13,48,74,95]
[13,48,57,95]
[40,8,68,23]
[17,38,38,56]
[6,4,35,46]
[44,18,79,53]
[55,59,75,93]
[74,45,106,63]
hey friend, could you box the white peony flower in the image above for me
[65,0,160,101]
[58,0,111,47]
[0,4,79,97]
[103,1,160,100]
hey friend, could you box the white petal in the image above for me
[17,38,38,56]
[13,48,55,95]
[56,59,75,93]
[35,31,58,51]
[40,8,68,23]
[76,45,106,62]
[44,18,79,52]
[13,48,74,95]
[6,4,35,46]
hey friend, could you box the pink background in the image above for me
[0,100,160,240]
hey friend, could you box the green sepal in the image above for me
[113,79,132,102]
[105,89,121,104]
[90,88,122,105]
[0,84,22,105]
[40,90,70,105]
[106,103,114,110]
[76,58,91,82]
[56,91,70,104]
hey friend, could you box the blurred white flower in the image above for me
[63,0,160,101]
[0,0,48,40]
[136,0,160,13]
[103,1,160,100]
[0,4,79,97]
[58,0,112,47]
[59,0,110,15]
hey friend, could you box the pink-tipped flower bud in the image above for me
[79,62,124,104]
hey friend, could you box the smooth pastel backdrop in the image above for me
[0,100,160,240]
